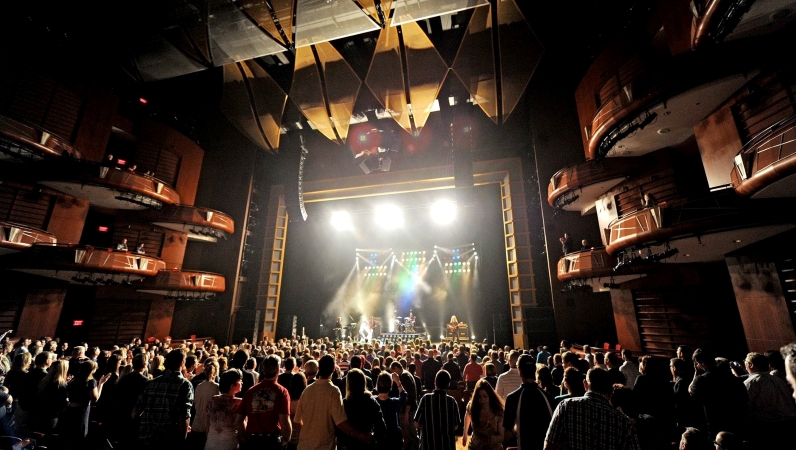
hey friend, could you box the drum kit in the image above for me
[394,316,416,333]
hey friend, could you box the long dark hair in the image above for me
[467,379,504,425]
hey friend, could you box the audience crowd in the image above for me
[1,332,795,450]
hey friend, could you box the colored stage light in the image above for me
[330,211,353,231]
[374,204,404,229]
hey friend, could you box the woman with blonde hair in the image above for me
[462,379,505,450]
[35,360,69,433]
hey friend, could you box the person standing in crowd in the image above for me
[236,355,291,450]
[59,359,111,448]
[502,355,554,450]
[544,368,640,450]
[464,353,485,391]
[619,349,640,388]
[294,354,371,450]
[495,350,522,401]
[374,371,406,450]
[742,352,796,448]
[688,348,748,437]
[415,370,460,450]
[420,349,441,391]
[112,353,150,448]
[134,349,194,449]
[340,368,387,450]
[191,358,220,449]
[462,379,505,450]
[34,359,69,435]
[205,369,243,450]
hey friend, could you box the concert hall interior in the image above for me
[2,0,796,357]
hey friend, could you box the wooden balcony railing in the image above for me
[731,112,796,197]
[557,247,617,281]
[548,158,636,209]
[138,270,226,293]
[693,0,755,49]
[604,190,791,255]
[26,244,166,276]
[152,205,235,239]
[0,115,81,160]
[39,162,180,209]
[0,221,57,251]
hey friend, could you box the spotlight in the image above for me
[430,199,457,225]
[330,211,353,231]
[374,204,403,229]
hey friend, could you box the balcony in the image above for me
[585,42,763,161]
[558,247,648,292]
[604,191,796,262]
[548,158,634,213]
[692,0,796,48]
[731,112,796,198]
[0,115,82,162]
[0,221,57,255]
[8,244,167,283]
[150,205,235,242]
[137,270,226,300]
[39,162,180,210]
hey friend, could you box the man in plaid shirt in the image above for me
[544,368,639,450]
[134,348,194,449]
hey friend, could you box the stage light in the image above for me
[374,204,403,229]
[430,199,457,225]
[330,211,353,231]
[440,335,445,339]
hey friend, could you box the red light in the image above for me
[73,320,84,326]
[139,97,148,104]
[117,159,126,165]
[98,226,108,232]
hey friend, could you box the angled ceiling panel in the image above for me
[391,0,488,26]
[291,46,339,143]
[451,5,498,123]
[239,0,290,46]
[315,42,362,143]
[498,0,543,122]
[357,0,393,26]
[402,21,449,132]
[134,32,210,82]
[208,0,287,66]
[294,0,380,48]
[221,61,287,153]
[365,25,411,133]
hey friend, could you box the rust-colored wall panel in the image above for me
[74,88,119,162]
[144,297,177,341]
[46,194,90,244]
[695,104,742,189]
[160,230,188,270]
[17,287,67,338]
[611,289,643,352]
[726,256,796,352]
[654,0,693,55]
[139,120,204,206]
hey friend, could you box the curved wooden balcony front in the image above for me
[0,221,57,254]
[39,162,180,210]
[731,114,796,198]
[22,244,166,276]
[692,0,752,48]
[151,205,235,242]
[585,40,764,161]
[605,192,796,258]
[558,248,617,281]
[548,158,635,211]
[0,115,81,160]
[137,270,226,297]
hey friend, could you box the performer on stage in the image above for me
[359,317,374,342]
[334,316,343,340]
[449,315,459,331]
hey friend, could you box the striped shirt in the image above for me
[414,390,460,450]
[545,392,640,450]
[495,367,523,400]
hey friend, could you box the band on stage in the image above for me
[330,312,469,342]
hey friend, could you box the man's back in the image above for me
[420,357,441,390]
[415,390,460,450]
[503,382,555,450]
[545,392,640,450]
[295,379,347,450]
[135,370,194,444]
[496,367,522,400]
